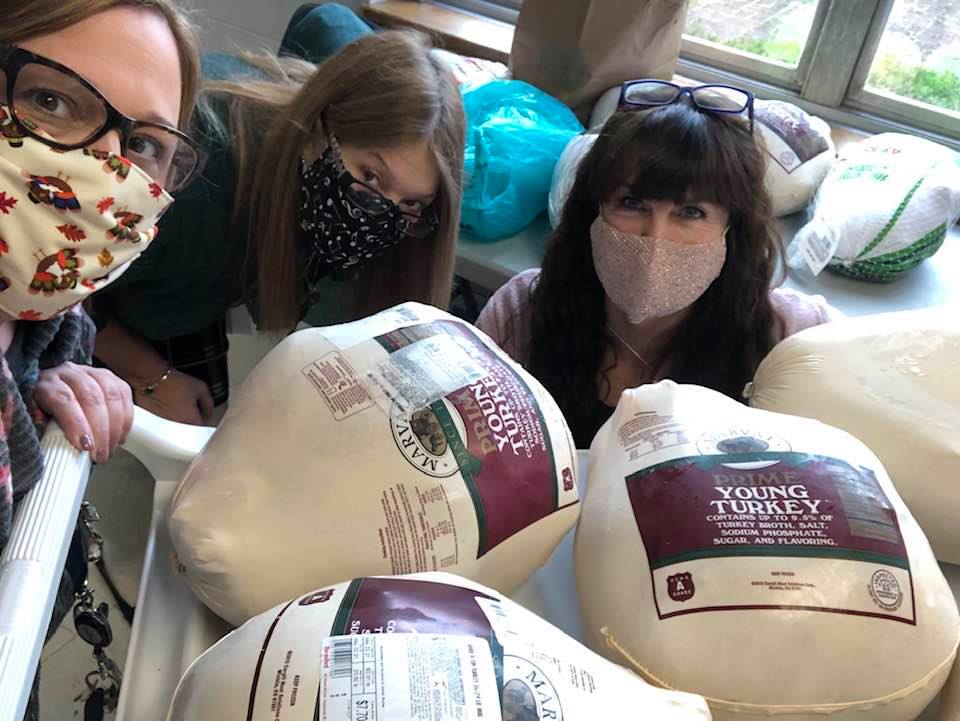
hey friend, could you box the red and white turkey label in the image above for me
[167,573,713,721]
[755,100,830,174]
[375,321,577,557]
[627,451,914,623]
[326,576,500,640]
[243,577,504,721]
[576,383,959,721]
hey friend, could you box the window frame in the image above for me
[679,37,803,89]
[680,0,829,91]
[445,0,958,150]
[844,0,960,138]
[433,0,520,24]
[678,0,958,148]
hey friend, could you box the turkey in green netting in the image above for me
[789,133,960,282]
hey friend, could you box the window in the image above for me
[679,0,959,146]
[851,0,960,136]
[436,0,521,24]
[683,0,825,87]
[449,0,958,147]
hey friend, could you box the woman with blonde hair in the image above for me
[1,0,203,716]
[92,10,467,424]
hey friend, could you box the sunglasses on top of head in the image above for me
[619,79,755,132]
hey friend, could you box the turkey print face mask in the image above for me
[0,106,173,320]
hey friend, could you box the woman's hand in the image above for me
[133,370,214,426]
[34,363,134,464]
[94,320,215,426]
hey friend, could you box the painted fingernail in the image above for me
[79,435,93,452]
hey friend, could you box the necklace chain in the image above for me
[606,324,653,371]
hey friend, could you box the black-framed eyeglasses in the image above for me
[324,122,439,240]
[619,79,755,132]
[0,45,205,192]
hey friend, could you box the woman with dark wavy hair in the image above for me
[476,81,840,448]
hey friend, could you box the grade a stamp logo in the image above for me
[869,569,904,611]
[298,588,334,606]
[561,467,574,492]
[502,656,562,721]
[391,401,463,478]
[667,572,695,602]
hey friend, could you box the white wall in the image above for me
[183,0,367,54]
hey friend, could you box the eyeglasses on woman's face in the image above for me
[0,44,205,192]
[619,79,755,132]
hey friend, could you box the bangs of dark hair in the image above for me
[587,101,757,211]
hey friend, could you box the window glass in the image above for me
[865,0,960,113]
[685,0,820,66]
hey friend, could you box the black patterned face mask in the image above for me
[297,147,409,282]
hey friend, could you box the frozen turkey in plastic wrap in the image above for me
[167,572,712,721]
[575,381,960,721]
[548,133,597,228]
[788,133,960,281]
[169,304,579,625]
[747,307,960,565]
[753,99,835,216]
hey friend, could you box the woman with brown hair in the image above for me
[476,81,840,448]
[1,0,202,457]
[91,12,466,425]
[1,0,203,716]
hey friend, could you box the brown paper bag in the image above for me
[511,0,689,122]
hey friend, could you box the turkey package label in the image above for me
[367,320,570,557]
[630,451,913,623]
[169,304,578,625]
[315,635,498,721]
[754,99,834,217]
[575,381,959,721]
[167,573,712,721]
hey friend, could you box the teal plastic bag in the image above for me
[460,80,584,241]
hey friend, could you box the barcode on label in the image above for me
[330,638,353,679]
[798,226,838,276]
[319,634,500,721]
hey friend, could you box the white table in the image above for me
[115,481,230,721]
[456,215,960,317]
[456,215,553,294]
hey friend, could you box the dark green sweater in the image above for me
[91,91,247,340]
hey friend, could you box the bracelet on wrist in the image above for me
[133,367,175,396]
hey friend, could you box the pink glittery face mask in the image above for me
[590,215,727,324]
